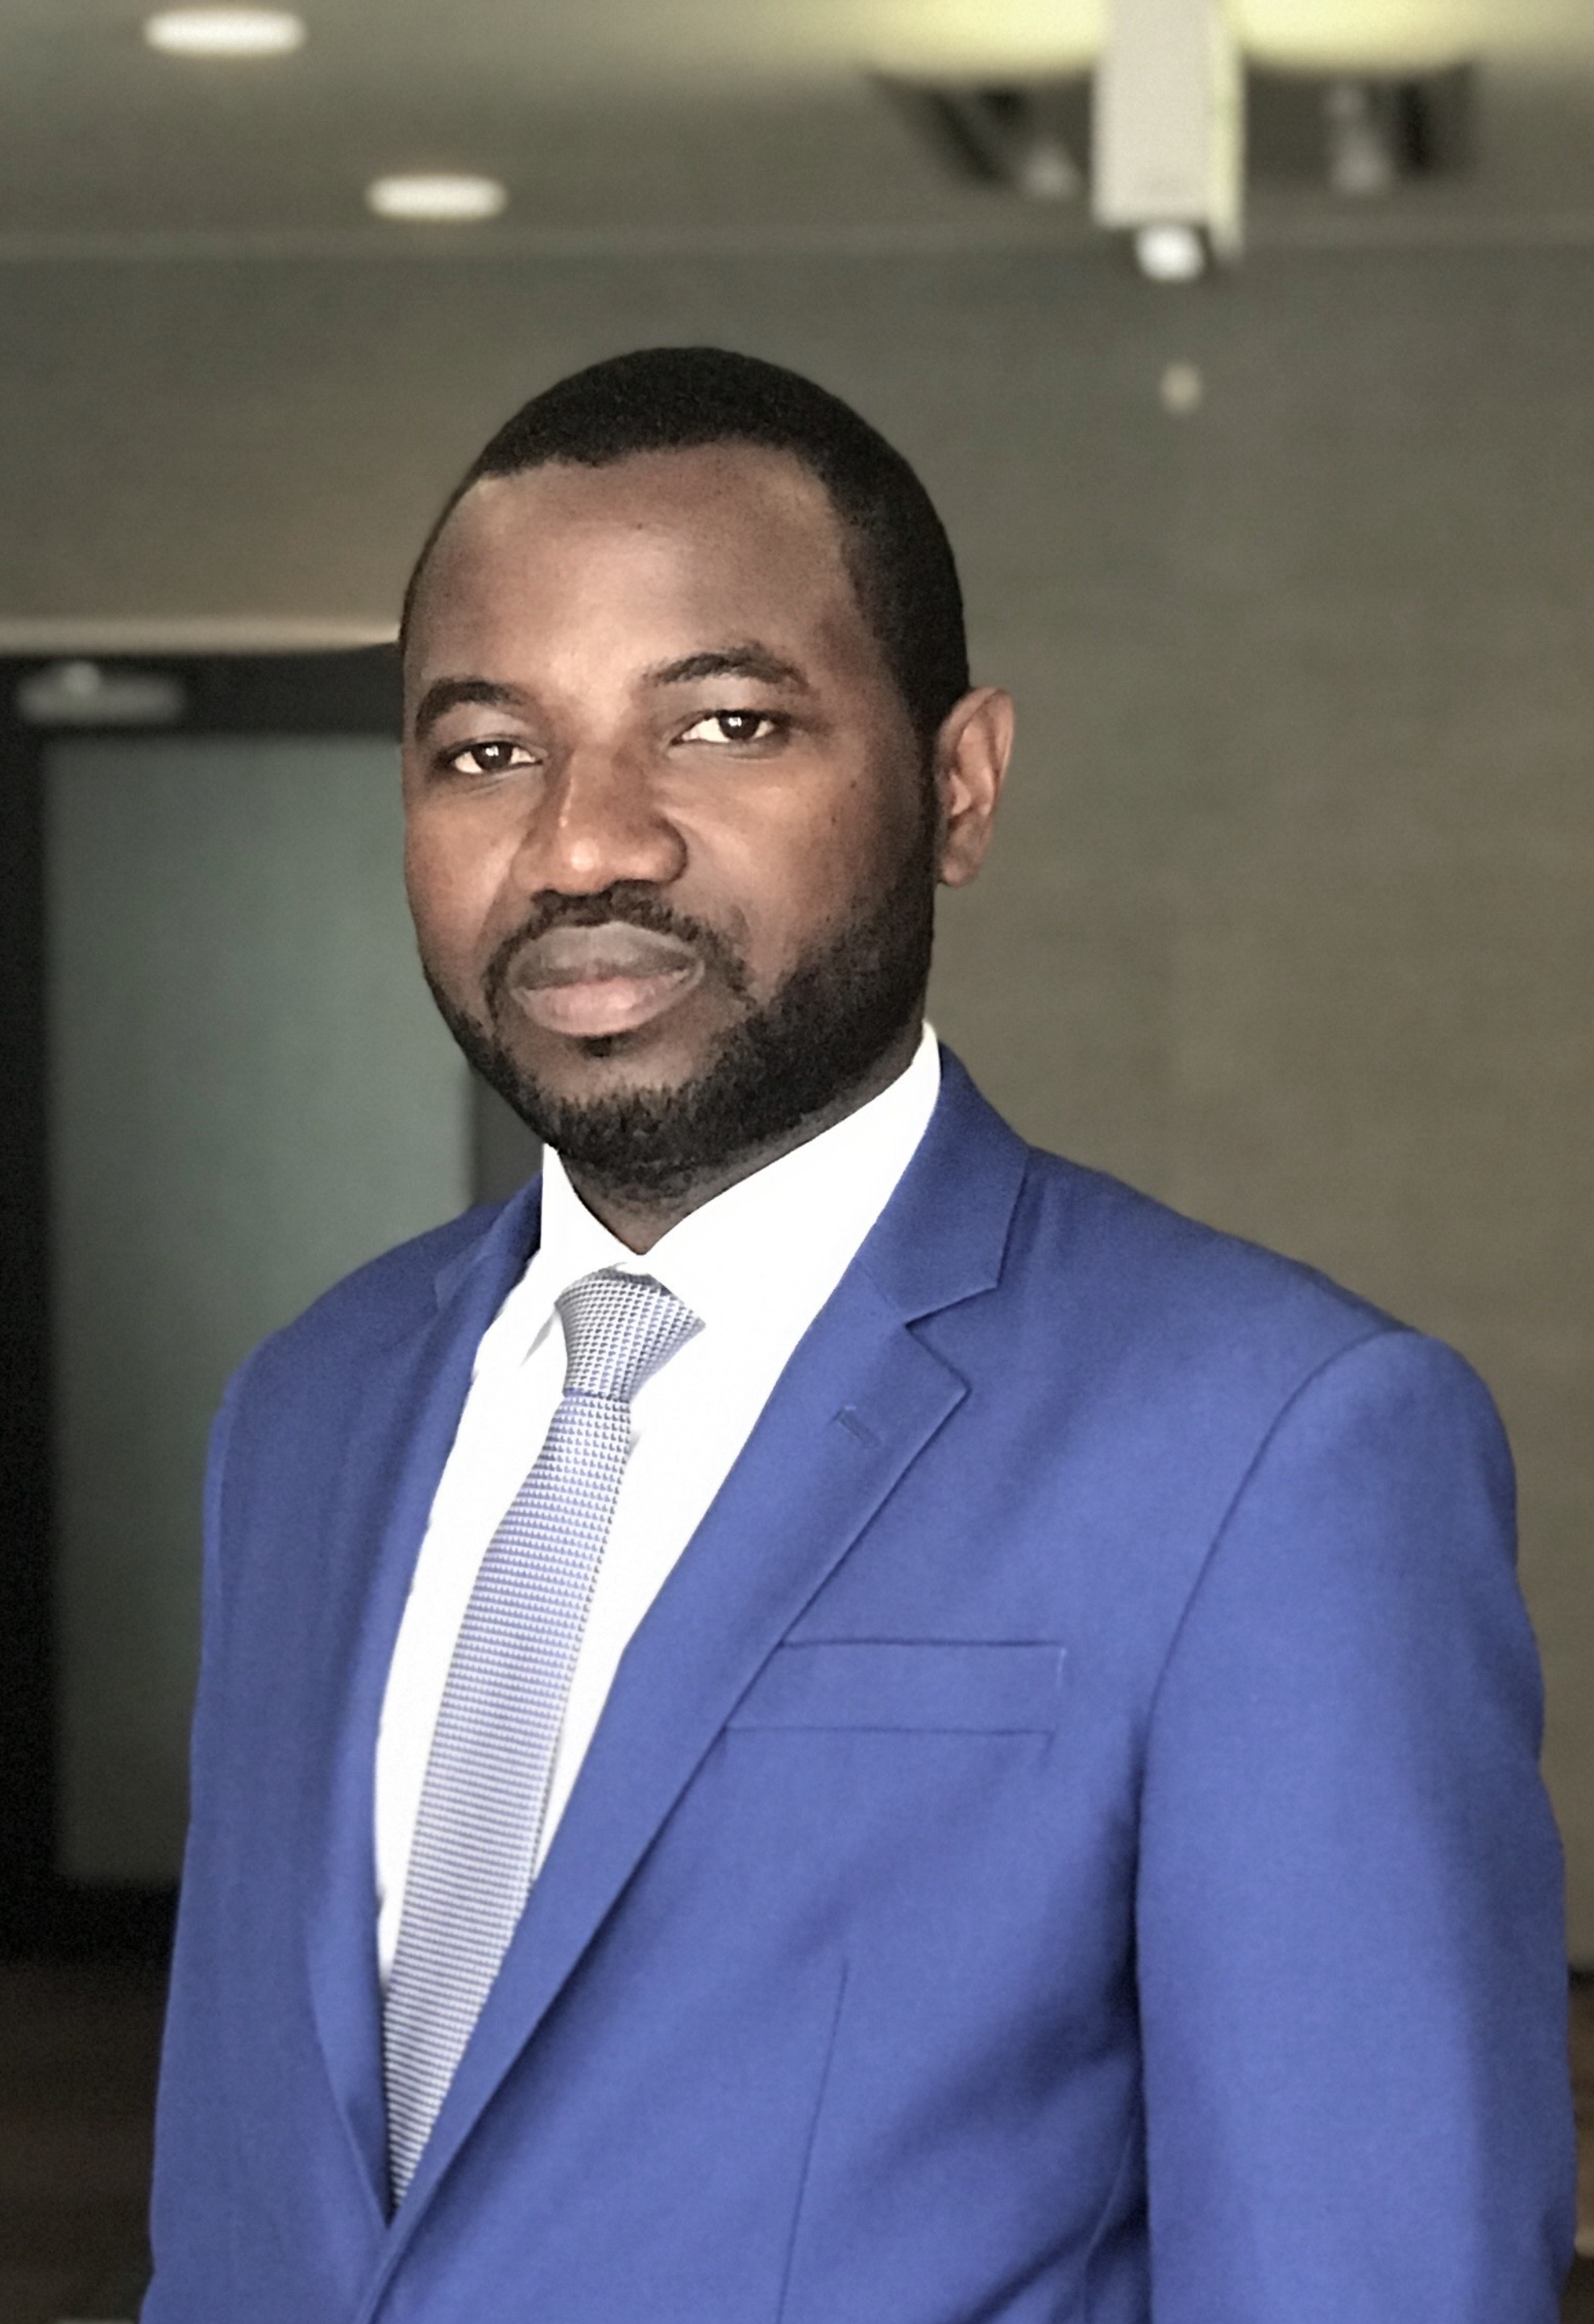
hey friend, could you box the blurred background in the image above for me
[0,1,1591,2315]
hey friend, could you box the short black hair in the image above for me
[402,346,970,744]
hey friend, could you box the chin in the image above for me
[517,1017,714,1087]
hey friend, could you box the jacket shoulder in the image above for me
[1008,1141,1405,1387]
[920,1055,1400,1386]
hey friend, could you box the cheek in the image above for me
[799,769,918,904]
[715,784,903,974]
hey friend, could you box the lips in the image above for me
[506,921,704,1040]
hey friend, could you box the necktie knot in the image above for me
[556,1267,699,1404]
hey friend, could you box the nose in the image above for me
[511,742,686,898]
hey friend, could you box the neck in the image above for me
[563,1019,923,1253]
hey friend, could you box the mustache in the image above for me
[481,883,749,1016]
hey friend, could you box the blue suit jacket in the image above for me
[146,1055,1575,2323]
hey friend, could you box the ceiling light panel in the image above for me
[143,8,306,58]
[365,173,509,222]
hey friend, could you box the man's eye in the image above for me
[679,710,781,746]
[442,739,533,776]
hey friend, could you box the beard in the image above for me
[423,829,937,1210]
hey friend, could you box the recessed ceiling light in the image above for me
[144,8,306,56]
[366,174,509,223]
[1133,223,1207,284]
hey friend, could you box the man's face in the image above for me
[402,443,994,1204]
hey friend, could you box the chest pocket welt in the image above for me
[726,1641,1065,1734]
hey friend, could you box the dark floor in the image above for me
[0,1963,1589,2322]
[0,1964,163,2324]
[1570,1976,1594,2322]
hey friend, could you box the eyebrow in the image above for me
[412,643,812,742]
[412,676,528,740]
[642,645,811,692]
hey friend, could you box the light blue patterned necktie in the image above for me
[383,1266,700,2205]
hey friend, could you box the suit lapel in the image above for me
[302,1182,544,2218]
[374,1058,1030,2268]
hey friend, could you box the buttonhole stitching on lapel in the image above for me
[835,1406,876,1445]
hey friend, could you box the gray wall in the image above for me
[7,242,1592,1946]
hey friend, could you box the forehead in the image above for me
[407,443,877,681]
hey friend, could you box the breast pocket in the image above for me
[726,1641,1065,1735]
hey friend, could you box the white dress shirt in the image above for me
[373,1026,941,1981]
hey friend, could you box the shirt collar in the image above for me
[515,1022,941,1353]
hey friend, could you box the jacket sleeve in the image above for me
[1136,1327,1575,2322]
[142,1352,255,2322]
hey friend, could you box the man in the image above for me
[146,347,1574,2322]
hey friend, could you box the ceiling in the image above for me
[2,0,1593,252]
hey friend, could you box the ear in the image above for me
[934,688,1014,889]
